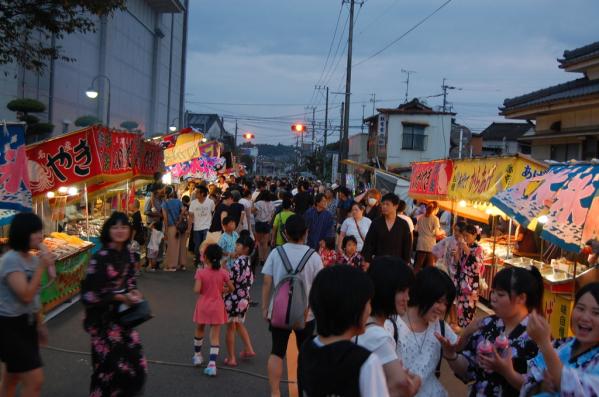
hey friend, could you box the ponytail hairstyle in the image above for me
[492,266,544,312]
[425,201,438,216]
[204,244,223,270]
[463,223,482,242]
[236,233,255,256]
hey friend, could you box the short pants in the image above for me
[269,320,315,359]
[0,314,42,373]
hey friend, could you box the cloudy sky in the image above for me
[185,0,598,145]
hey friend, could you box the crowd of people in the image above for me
[0,174,598,397]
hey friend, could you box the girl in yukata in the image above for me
[437,266,544,396]
[521,282,599,396]
[455,224,484,329]
[81,212,147,397]
[224,234,257,367]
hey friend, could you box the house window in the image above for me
[402,123,427,151]
[550,143,580,161]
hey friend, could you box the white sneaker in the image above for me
[192,355,203,367]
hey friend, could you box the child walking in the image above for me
[193,244,234,376]
[318,236,338,267]
[223,234,257,366]
[146,220,163,272]
[338,235,365,270]
[218,216,239,270]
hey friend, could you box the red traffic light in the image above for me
[242,132,255,140]
[291,123,306,133]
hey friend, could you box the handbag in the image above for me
[117,300,153,328]
[354,218,366,248]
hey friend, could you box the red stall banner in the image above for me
[408,159,453,200]
[27,127,164,198]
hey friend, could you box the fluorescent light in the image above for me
[459,200,467,208]
[162,173,172,185]
[86,89,99,99]
[58,186,68,194]
[68,187,79,196]
[538,215,549,224]
[46,191,55,199]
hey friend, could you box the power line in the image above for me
[353,0,453,67]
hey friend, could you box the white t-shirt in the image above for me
[439,211,452,236]
[313,337,390,397]
[239,197,254,228]
[262,243,323,321]
[398,214,414,234]
[251,190,261,202]
[254,200,275,223]
[394,316,457,397]
[340,217,372,252]
[355,318,398,365]
[189,198,215,231]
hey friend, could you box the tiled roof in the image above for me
[480,122,532,141]
[559,41,599,68]
[501,78,599,113]
[378,98,455,115]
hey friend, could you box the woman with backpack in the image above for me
[271,197,294,247]
[162,186,189,272]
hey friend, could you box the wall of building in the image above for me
[348,133,368,164]
[536,108,599,131]
[0,0,186,137]
[385,113,452,168]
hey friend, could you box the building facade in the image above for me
[479,122,533,156]
[364,99,454,170]
[501,41,599,162]
[348,133,369,164]
[0,0,188,138]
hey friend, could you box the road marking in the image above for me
[287,332,299,397]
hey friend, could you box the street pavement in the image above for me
[41,266,471,396]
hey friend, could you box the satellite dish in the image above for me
[450,124,472,147]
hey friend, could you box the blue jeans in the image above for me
[193,230,208,262]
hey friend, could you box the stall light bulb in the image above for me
[459,200,467,208]
[538,215,549,224]
[68,187,79,196]
[162,173,172,185]
[485,208,493,215]
[58,186,68,194]
[46,191,55,199]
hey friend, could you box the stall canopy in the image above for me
[26,126,163,199]
[374,170,411,203]
[491,162,599,253]
[409,154,547,223]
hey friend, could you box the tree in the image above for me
[120,120,139,131]
[74,115,101,127]
[0,1,126,73]
[6,98,54,139]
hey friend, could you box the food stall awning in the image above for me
[408,159,453,201]
[491,162,599,252]
[0,122,32,213]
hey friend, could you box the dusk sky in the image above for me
[185,0,598,145]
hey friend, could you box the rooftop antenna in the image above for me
[401,69,416,103]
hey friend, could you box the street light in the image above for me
[85,74,111,128]
[243,132,255,141]
[169,117,179,132]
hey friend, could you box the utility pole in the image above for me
[311,106,316,154]
[323,86,329,179]
[370,93,376,115]
[441,78,461,112]
[401,69,416,103]
[341,0,358,186]
[361,104,366,133]
[234,119,238,154]
[340,101,345,147]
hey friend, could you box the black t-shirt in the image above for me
[227,203,245,227]
[130,211,144,244]
[294,191,313,216]
[209,203,230,232]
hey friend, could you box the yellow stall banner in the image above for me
[543,289,574,339]
[448,155,546,203]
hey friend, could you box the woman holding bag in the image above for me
[81,212,148,397]
[338,202,372,253]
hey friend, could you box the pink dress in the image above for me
[193,267,230,325]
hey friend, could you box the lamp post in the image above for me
[86,74,111,128]
[169,117,180,132]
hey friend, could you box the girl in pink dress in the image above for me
[193,244,234,376]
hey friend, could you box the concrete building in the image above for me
[348,133,369,164]
[364,98,454,170]
[0,0,189,138]
[479,122,533,156]
[501,41,599,162]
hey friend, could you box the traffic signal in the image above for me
[291,123,306,133]
[242,132,255,140]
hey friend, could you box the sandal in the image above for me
[223,358,238,367]
[239,351,256,359]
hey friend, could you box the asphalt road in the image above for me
[41,266,471,397]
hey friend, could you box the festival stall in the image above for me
[491,162,599,338]
[409,155,548,299]
[25,125,163,312]
[163,131,225,183]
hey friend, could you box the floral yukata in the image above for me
[520,338,599,397]
[81,245,147,397]
[224,255,254,321]
[456,242,484,327]
[459,315,538,397]
[338,252,364,270]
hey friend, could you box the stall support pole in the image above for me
[84,183,90,242]
[507,218,513,259]
[126,180,129,215]
[491,215,498,279]
[572,261,578,300]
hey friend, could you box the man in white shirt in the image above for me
[188,185,215,264]
[262,214,323,397]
